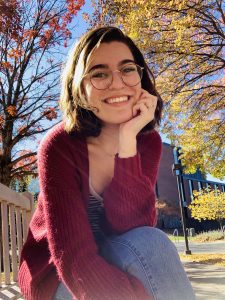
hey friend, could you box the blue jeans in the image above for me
[53,227,195,300]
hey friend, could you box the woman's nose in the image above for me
[108,70,125,89]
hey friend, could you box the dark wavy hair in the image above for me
[59,26,163,137]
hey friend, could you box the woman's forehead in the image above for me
[85,41,134,70]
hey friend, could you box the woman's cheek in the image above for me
[132,89,142,106]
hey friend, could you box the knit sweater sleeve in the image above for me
[103,130,162,233]
[38,128,152,300]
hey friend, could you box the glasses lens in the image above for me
[90,70,112,90]
[121,64,143,87]
[88,64,143,90]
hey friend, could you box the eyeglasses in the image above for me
[83,63,144,90]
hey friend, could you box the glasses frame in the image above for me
[83,63,144,90]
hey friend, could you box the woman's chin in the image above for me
[101,112,134,125]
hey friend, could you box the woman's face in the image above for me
[82,41,142,126]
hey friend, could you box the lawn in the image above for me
[167,229,225,243]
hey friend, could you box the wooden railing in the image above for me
[0,183,35,286]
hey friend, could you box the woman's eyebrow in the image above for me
[119,59,136,66]
[88,59,136,72]
[88,64,108,72]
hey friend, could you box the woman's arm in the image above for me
[103,130,162,233]
[38,127,153,300]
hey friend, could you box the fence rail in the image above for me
[0,183,34,287]
[182,176,225,206]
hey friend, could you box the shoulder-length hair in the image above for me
[59,26,163,136]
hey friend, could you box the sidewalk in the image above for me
[182,261,225,300]
[176,240,225,300]
[175,240,225,254]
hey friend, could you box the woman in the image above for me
[18,26,195,300]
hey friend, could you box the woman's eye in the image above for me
[122,66,136,74]
[91,72,108,79]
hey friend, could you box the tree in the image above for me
[0,0,21,39]
[89,0,225,179]
[0,0,85,186]
[189,187,225,230]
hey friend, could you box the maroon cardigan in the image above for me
[18,122,162,300]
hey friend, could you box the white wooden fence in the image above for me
[0,183,34,287]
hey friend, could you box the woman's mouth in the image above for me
[103,96,130,105]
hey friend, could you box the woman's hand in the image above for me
[120,89,157,138]
[118,89,158,158]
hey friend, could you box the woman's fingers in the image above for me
[139,90,158,107]
[132,102,149,117]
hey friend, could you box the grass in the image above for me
[192,230,224,242]
[167,229,225,243]
[180,253,225,267]
[168,234,185,242]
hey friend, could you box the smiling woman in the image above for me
[18,26,196,300]
[82,41,146,126]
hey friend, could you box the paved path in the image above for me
[174,240,225,254]
[0,284,23,299]
[176,240,225,299]
[183,261,225,300]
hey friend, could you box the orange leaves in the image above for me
[58,1,84,29]
[0,0,22,39]
[0,115,5,130]
[6,105,17,117]
[13,150,37,171]
[0,61,13,72]
[8,48,24,60]
[66,0,85,15]
[23,29,38,40]
[48,17,61,32]
[0,0,87,186]
[39,28,55,48]
[43,107,57,121]
[36,1,84,48]
[82,13,90,22]
[44,29,53,40]
[39,38,46,48]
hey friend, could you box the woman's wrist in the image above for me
[118,135,137,158]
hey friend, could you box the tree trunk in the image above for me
[0,156,12,187]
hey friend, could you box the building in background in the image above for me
[156,143,225,232]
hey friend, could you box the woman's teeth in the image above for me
[105,96,129,104]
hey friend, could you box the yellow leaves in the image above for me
[98,0,225,179]
[189,187,225,223]
[180,254,225,267]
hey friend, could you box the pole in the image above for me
[172,147,191,255]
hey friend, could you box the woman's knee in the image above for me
[102,226,178,267]
[120,226,176,251]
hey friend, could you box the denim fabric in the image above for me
[53,227,196,300]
